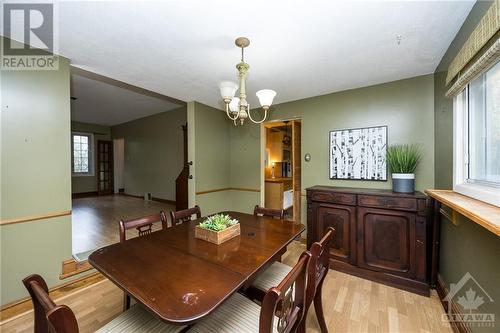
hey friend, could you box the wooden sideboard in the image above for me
[307,186,431,295]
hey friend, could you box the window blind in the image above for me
[445,0,499,97]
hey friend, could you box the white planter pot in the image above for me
[392,173,415,193]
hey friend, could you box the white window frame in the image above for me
[71,132,94,177]
[453,75,500,207]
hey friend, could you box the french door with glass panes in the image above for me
[97,140,113,195]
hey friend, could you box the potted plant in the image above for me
[387,144,422,193]
[195,214,240,245]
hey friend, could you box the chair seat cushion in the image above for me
[187,293,278,333]
[96,304,186,333]
[251,262,292,292]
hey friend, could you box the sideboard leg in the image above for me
[430,198,441,288]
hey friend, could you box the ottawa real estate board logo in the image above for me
[1,2,59,70]
[442,272,495,329]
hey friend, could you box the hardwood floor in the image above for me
[283,242,452,333]
[72,195,175,255]
[0,241,452,333]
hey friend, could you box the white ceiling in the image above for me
[70,74,182,126]
[56,1,475,108]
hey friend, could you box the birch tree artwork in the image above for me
[329,126,387,180]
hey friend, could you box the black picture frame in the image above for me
[329,125,388,181]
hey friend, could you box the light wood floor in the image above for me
[0,241,452,333]
[283,242,452,333]
[72,195,175,255]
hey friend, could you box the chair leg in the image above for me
[314,278,328,333]
[123,293,131,311]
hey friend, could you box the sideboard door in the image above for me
[317,204,356,264]
[357,207,416,278]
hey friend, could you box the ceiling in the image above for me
[50,1,475,108]
[70,74,182,126]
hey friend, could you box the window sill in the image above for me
[425,189,500,237]
[454,182,500,207]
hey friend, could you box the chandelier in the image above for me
[219,37,277,125]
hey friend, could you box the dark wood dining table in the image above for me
[89,211,304,325]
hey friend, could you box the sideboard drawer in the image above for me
[310,191,356,205]
[358,195,417,211]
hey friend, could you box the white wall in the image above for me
[113,138,124,193]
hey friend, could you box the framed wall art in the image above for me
[329,125,387,180]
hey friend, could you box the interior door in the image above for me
[357,207,415,277]
[292,120,301,222]
[317,203,356,264]
[97,140,113,195]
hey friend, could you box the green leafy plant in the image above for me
[199,214,239,232]
[386,144,422,174]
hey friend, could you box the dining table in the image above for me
[88,211,305,325]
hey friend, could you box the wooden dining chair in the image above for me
[186,251,311,333]
[23,274,78,333]
[253,205,285,219]
[118,211,167,310]
[250,227,335,333]
[169,205,201,227]
[118,211,168,243]
[22,274,186,333]
[300,227,335,333]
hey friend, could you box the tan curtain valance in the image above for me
[445,34,500,98]
[445,0,499,87]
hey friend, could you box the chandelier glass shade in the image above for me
[219,37,277,125]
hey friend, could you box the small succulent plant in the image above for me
[199,214,238,232]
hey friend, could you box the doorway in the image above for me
[70,67,186,260]
[175,123,189,211]
[262,119,301,222]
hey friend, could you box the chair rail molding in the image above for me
[0,210,72,226]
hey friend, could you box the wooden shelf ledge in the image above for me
[425,189,500,237]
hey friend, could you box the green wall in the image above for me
[191,102,232,215]
[1,54,73,305]
[111,107,186,201]
[229,123,261,214]
[190,102,265,215]
[227,74,435,226]
[433,1,499,331]
[187,102,196,207]
[71,121,111,194]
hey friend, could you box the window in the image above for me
[72,133,94,176]
[454,61,500,206]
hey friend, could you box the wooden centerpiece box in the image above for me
[195,214,241,245]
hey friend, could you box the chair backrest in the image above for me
[259,251,311,333]
[169,205,201,227]
[23,274,79,333]
[254,205,284,220]
[305,227,335,311]
[119,211,167,243]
